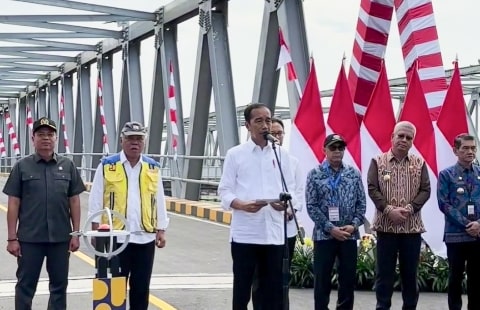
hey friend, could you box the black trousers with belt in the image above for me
[231,241,284,310]
[251,236,296,310]
[375,232,422,310]
[117,241,155,310]
[313,239,357,310]
[15,241,70,310]
[446,240,480,310]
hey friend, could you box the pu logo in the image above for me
[92,277,126,309]
[40,118,49,125]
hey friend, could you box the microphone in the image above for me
[263,132,279,144]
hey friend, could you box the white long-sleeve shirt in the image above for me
[218,139,297,245]
[88,151,169,244]
[285,154,305,238]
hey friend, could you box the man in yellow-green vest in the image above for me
[88,121,169,310]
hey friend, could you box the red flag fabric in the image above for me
[289,58,326,237]
[277,28,298,81]
[399,63,437,175]
[363,62,396,152]
[361,61,396,224]
[327,61,361,169]
[436,61,469,145]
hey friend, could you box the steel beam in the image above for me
[48,81,59,128]
[147,35,166,155]
[126,41,144,123]
[208,9,238,154]
[0,32,113,39]
[58,74,74,154]
[1,38,96,51]
[252,3,280,112]
[276,0,309,117]
[73,64,93,177]
[37,87,47,117]
[3,21,122,39]
[181,31,212,200]
[18,96,27,157]
[25,94,34,154]
[0,14,139,22]
[160,24,184,196]
[15,0,156,20]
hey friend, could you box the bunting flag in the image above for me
[0,131,6,158]
[289,58,326,237]
[5,113,20,156]
[398,63,444,256]
[394,0,448,120]
[360,61,396,225]
[168,61,179,160]
[327,60,361,170]
[97,75,109,154]
[59,83,70,154]
[348,0,394,120]
[277,27,303,98]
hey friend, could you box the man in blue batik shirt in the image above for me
[306,134,366,310]
[437,133,480,310]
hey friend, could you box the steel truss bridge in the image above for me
[0,0,480,200]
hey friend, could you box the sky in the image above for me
[1,0,479,143]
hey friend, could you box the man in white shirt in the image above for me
[218,104,297,310]
[88,121,169,310]
[251,117,304,310]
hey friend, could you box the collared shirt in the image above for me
[88,151,169,244]
[305,161,366,241]
[367,150,430,233]
[286,154,304,238]
[437,163,480,243]
[218,139,297,245]
[3,153,86,243]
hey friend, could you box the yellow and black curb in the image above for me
[165,197,231,225]
[83,182,232,225]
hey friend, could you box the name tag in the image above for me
[468,204,475,215]
[328,206,340,222]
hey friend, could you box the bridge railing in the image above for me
[0,153,225,199]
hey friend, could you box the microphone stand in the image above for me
[270,140,305,310]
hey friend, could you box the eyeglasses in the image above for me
[327,145,345,151]
[396,134,413,141]
[271,131,284,137]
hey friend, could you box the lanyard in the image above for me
[323,162,342,204]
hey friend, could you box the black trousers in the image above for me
[446,241,480,310]
[251,236,296,310]
[117,241,155,310]
[375,232,421,310]
[313,239,357,310]
[15,241,70,310]
[231,242,283,310]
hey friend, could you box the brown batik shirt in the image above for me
[367,150,431,233]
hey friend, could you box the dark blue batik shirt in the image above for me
[306,161,366,241]
[437,163,480,243]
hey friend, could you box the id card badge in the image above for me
[468,203,475,216]
[328,206,340,222]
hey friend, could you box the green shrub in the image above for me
[289,234,461,293]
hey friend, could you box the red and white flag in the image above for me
[435,60,469,169]
[59,83,70,154]
[26,104,33,132]
[399,63,444,255]
[0,131,7,158]
[5,113,20,156]
[277,27,302,98]
[360,61,396,224]
[168,61,179,160]
[97,75,109,154]
[289,58,326,237]
[327,60,361,170]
